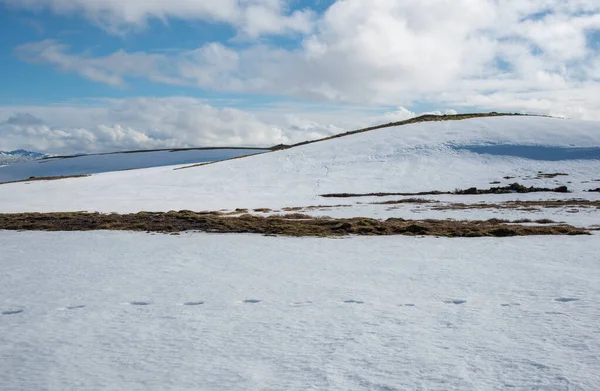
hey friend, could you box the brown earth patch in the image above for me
[535,172,569,179]
[280,112,528,150]
[431,200,600,211]
[323,183,569,198]
[0,211,588,237]
[374,198,439,205]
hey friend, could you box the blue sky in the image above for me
[0,0,599,154]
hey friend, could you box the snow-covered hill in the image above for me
[0,148,267,183]
[1,116,599,214]
[3,115,600,391]
[0,149,47,165]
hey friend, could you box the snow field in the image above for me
[1,231,599,390]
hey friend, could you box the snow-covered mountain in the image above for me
[0,149,48,165]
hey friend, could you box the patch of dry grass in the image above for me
[431,200,600,211]
[282,112,529,150]
[535,172,569,179]
[176,113,532,170]
[373,198,439,205]
[324,183,570,198]
[0,211,588,237]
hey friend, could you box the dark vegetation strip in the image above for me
[431,200,600,211]
[322,183,569,198]
[42,147,271,160]
[0,175,89,185]
[0,211,588,237]
[272,112,530,150]
[179,113,535,170]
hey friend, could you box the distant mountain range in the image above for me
[0,149,48,165]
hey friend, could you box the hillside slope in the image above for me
[0,148,266,183]
[0,116,599,214]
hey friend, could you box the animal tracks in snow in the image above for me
[290,300,313,307]
[182,301,205,306]
[1,298,582,315]
[1,309,24,316]
[444,299,467,305]
[554,297,580,303]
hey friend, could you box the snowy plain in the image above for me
[1,231,599,391]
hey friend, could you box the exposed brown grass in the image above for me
[324,191,451,198]
[0,174,90,185]
[323,183,570,198]
[282,207,304,212]
[374,198,439,205]
[279,112,529,150]
[43,147,271,160]
[0,211,588,237]
[176,113,534,170]
[535,172,569,179]
[432,200,600,211]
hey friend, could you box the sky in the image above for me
[0,0,599,154]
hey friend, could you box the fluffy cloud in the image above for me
[2,0,315,37]
[1,96,455,154]
[0,98,365,154]
[13,0,600,119]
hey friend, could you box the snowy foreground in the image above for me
[1,231,600,390]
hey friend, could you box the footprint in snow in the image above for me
[183,301,205,306]
[290,300,313,307]
[130,301,152,306]
[554,298,579,303]
[444,300,467,305]
[2,309,24,316]
[244,299,261,304]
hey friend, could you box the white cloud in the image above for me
[2,0,315,37]
[0,97,460,154]
[0,98,370,154]
[13,0,600,119]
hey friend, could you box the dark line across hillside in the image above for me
[271,112,537,150]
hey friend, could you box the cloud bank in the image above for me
[2,0,600,154]
[0,98,368,154]
[11,0,600,120]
